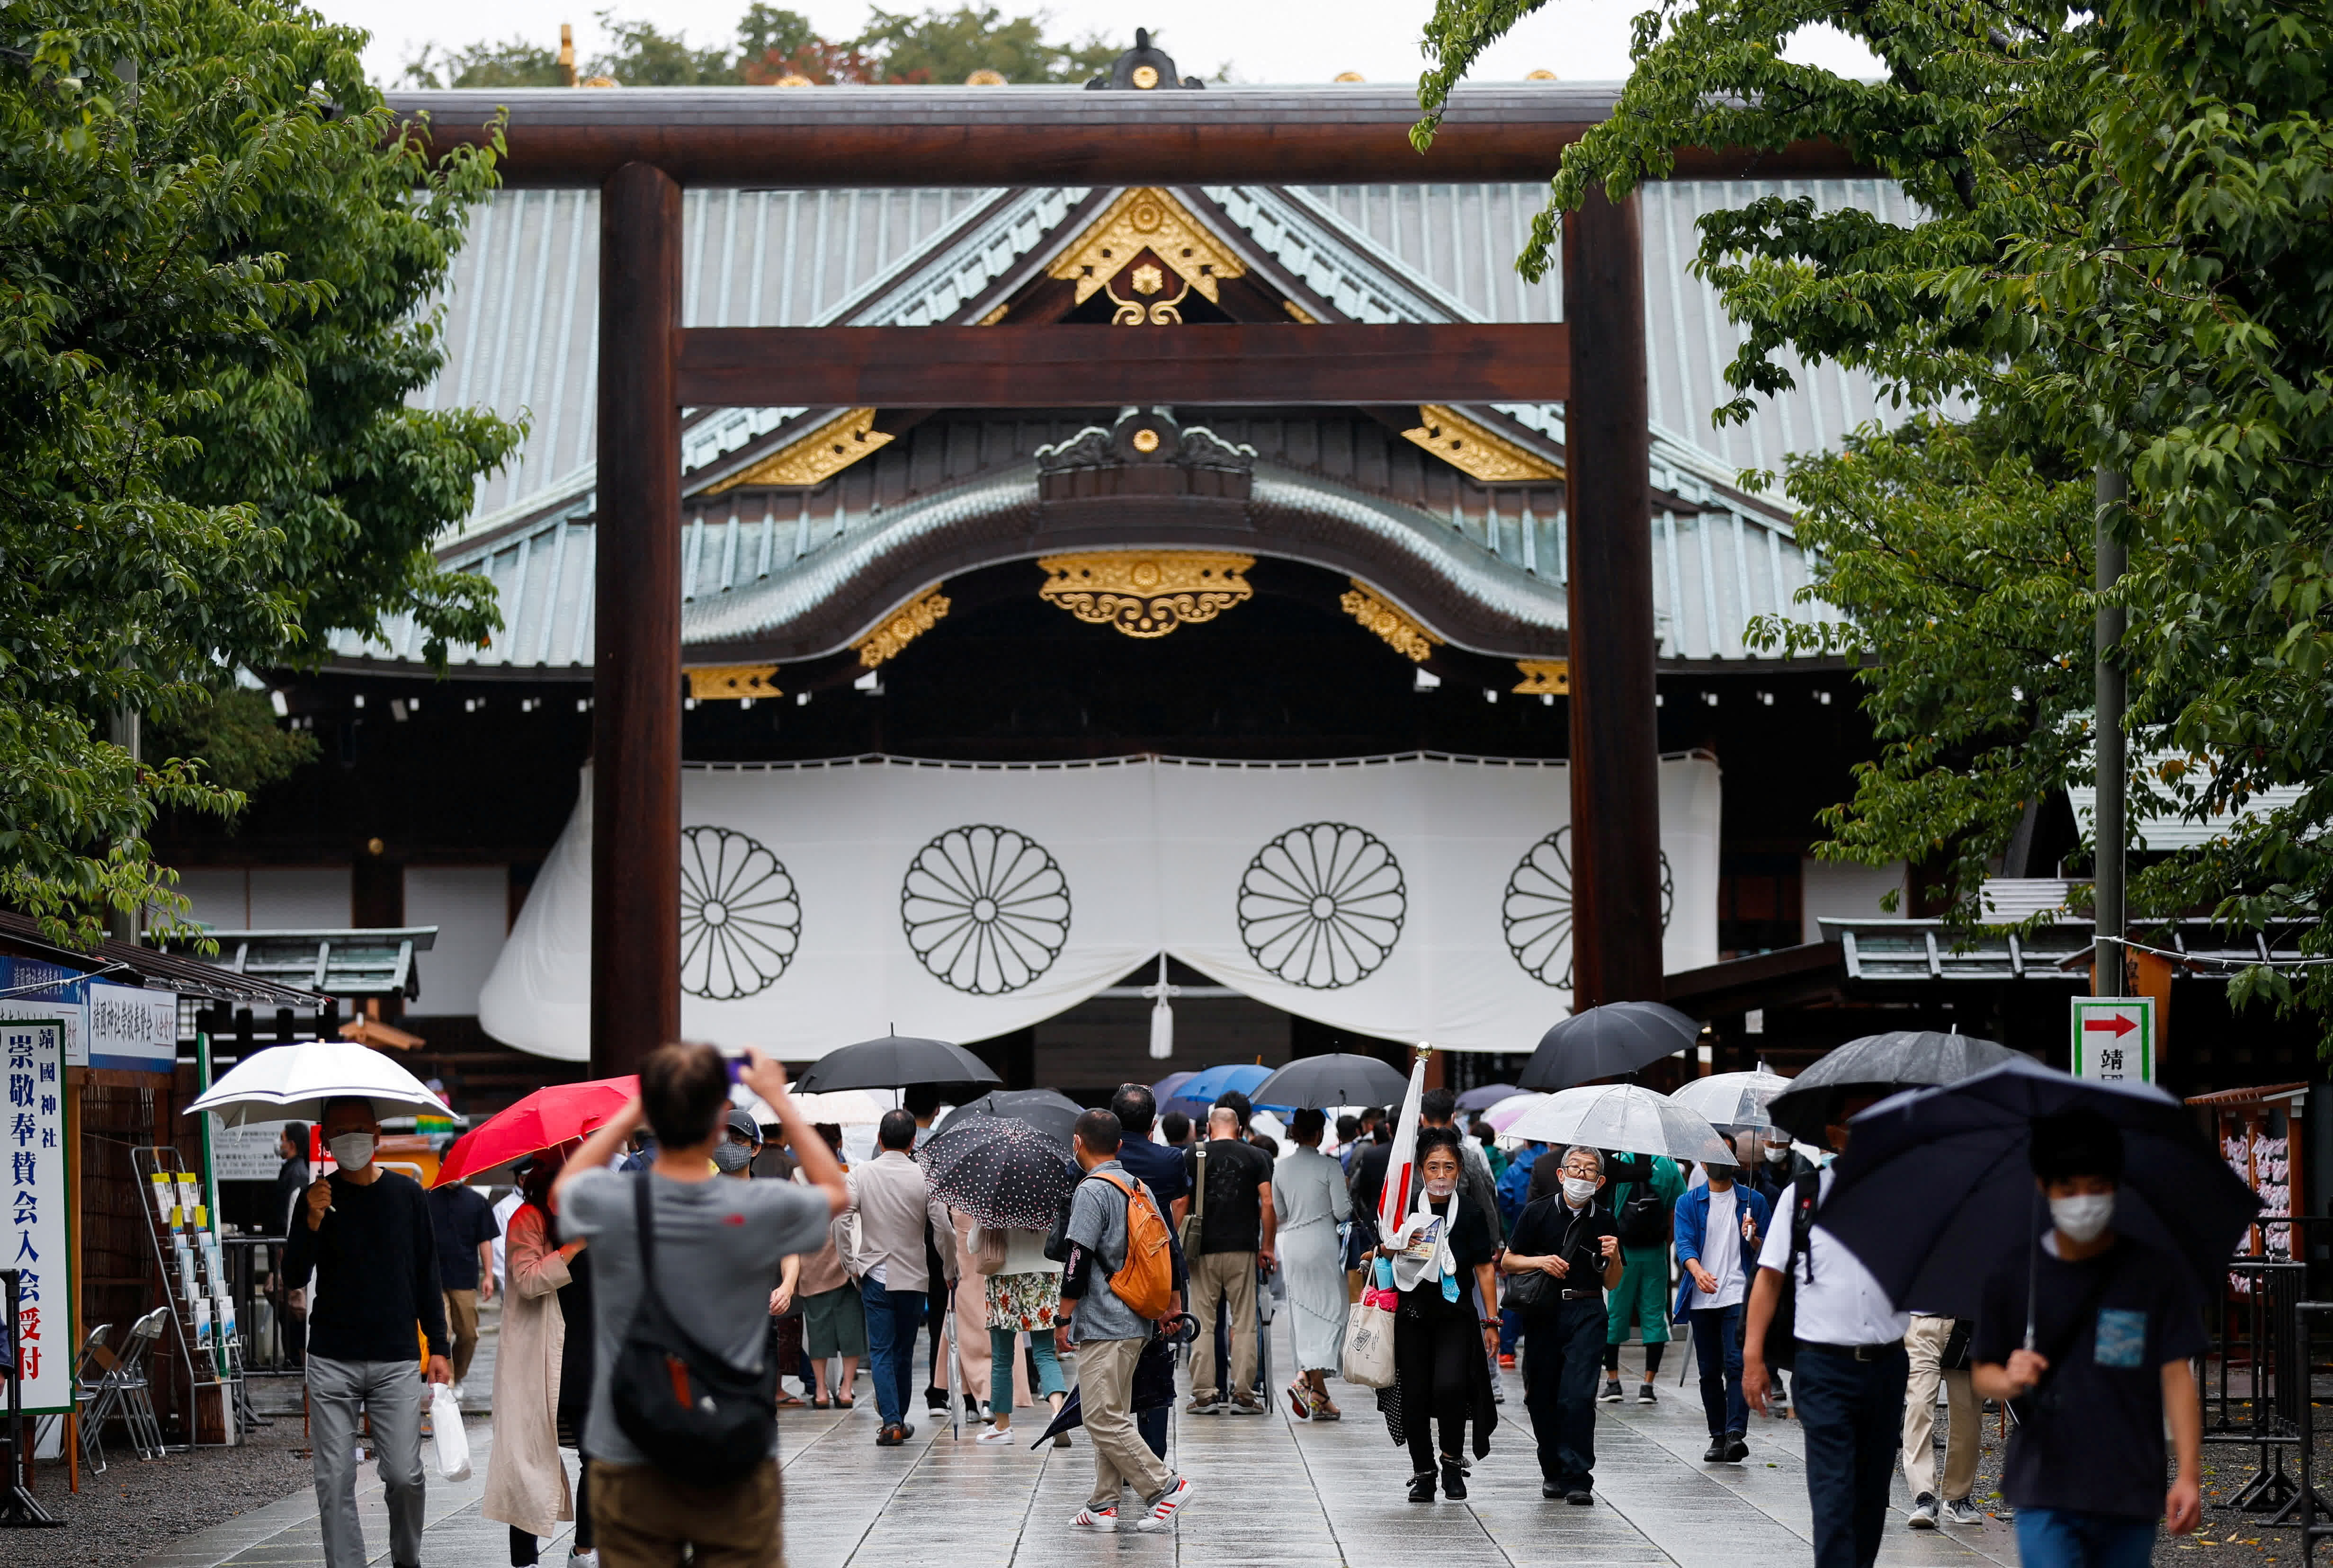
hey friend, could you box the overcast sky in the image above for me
[322,0,1879,91]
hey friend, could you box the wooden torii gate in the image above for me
[394,82,1858,1077]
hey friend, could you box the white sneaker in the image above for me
[1069,1506,1117,1532]
[976,1425,1014,1444]
[1134,1476,1194,1533]
[1909,1494,1939,1529]
[566,1552,598,1568]
[451,1383,467,1404]
[1944,1498,1984,1527]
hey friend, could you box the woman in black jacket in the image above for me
[1379,1127,1501,1501]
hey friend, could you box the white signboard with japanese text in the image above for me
[2071,997,2156,1084]
[0,955,85,1068]
[210,1119,291,1182]
[0,1021,71,1412]
[86,982,178,1073]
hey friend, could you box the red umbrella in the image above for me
[432,1077,639,1187]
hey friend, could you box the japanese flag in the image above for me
[1376,1049,1430,1242]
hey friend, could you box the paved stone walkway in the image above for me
[138,1319,2021,1568]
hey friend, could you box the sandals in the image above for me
[773,1390,806,1408]
[810,1396,831,1410]
[1286,1380,1313,1419]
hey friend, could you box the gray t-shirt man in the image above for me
[561,1167,831,1465]
[1062,1160,1150,1343]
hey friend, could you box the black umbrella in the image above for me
[794,1033,1002,1094]
[1517,1001,1701,1092]
[1455,1082,1520,1114]
[1819,1057,2261,1320]
[1029,1315,1194,1446]
[914,1115,1077,1231]
[940,1088,1083,1145]
[1764,1030,2020,1144]
[1250,1053,1410,1111]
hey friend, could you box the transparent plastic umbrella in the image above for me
[1667,1070,1792,1132]
[1483,1092,1549,1133]
[1503,1083,1733,1164]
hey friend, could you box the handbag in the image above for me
[1504,1263,1556,1313]
[1760,1170,1823,1372]
[974,1225,1010,1276]
[1179,1144,1208,1256]
[427,1382,472,1481]
[1341,1295,1396,1389]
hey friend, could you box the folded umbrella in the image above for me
[1454,1083,1521,1114]
[939,1088,1083,1145]
[1517,1001,1702,1092]
[915,1116,1078,1231]
[434,1076,638,1186]
[1764,1030,2020,1145]
[187,1040,452,1127]
[1250,1053,1410,1111]
[1821,1057,2261,1320]
[795,1033,1001,1094]
[1504,1083,1733,1165]
[1668,1070,1792,1134]
[1030,1315,1194,1445]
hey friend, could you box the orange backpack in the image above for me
[1086,1171,1175,1321]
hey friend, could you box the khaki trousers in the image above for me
[443,1290,480,1383]
[1076,1337,1172,1510]
[1900,1314,1979,1503]
[590,1458,781,1568]
[1189,1251,1257,1402]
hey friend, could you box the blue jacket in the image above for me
[1670,1181,1771,1322]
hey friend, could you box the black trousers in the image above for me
[1793,1344,1909,1568]
[1395,1310,1478,1475]
[1522,1297,1606,1492]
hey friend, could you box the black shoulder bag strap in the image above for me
[2015,1240,2126,1422]
[1760,1170,1823,1372]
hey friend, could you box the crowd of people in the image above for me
[274,1057,2205,1568]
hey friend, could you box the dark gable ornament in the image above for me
[1087,28,1207,91]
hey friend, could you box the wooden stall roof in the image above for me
[386,82,1868,189]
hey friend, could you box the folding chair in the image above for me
[32,1323,113,1475]
[111,1309,171,1460]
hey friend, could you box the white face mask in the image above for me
[1423,1175,1458,1199]
[1762,1144,1790,1163]
[327,1131,376,1173]
[2049,1192,2116,1245]
[1561,1175,1598,1205]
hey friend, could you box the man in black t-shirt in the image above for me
[1182,1105,1275,1413]
[1972,1110,2204,1568]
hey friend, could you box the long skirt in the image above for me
[1280,1219,1347,1373]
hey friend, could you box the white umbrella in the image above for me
[730,1085,886,1127]
[185,1040,451,1127]
[1668,1070,1792,1132]
[1505,1083,1734,1165]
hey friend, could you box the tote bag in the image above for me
[1341,1296,1396,1389]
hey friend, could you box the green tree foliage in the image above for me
[3,0,517,946]
[1416,0,2333,1028]
[148,687,320,799]
[399,38,567,89]
[854,6,1119,84]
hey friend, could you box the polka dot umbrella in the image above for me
[915,1114,1078,1232]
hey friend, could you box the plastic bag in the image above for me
[429,1382,472,1481]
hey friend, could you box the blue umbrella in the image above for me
[1162,1062,1271,1118]
[1821,1057,2261,1321]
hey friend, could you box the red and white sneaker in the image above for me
[1069,1506,1117,1532]
[1133,1476,1194,1533]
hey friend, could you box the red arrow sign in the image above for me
[2083,1013,2138,1038]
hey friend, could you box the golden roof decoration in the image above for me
[1341,580,1443,662]
[706,407,892,492]
[1047,187,1247,306]
[1402,404,1563,484]
[686,664,781,700]
[855,588,950,668]
[1037,551,1255,638]
[1513,659,1570,695]
[965,68,1006,85]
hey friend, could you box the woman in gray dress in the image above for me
[1272,1108,1354,1418]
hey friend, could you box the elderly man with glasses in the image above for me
[1500,1145,1625,1504]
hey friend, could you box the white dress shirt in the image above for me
[1692,1185,1746,1310]
[1755,1167,1909,1346]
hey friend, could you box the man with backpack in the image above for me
[1057,1109,1195,1535]
[1598,1150,1684,1403]
[554,1043,847,1568]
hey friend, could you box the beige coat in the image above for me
[483,1205,573,1538]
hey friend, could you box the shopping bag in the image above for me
[429,1382,473,1481]
[1341,1298,1396,1389]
